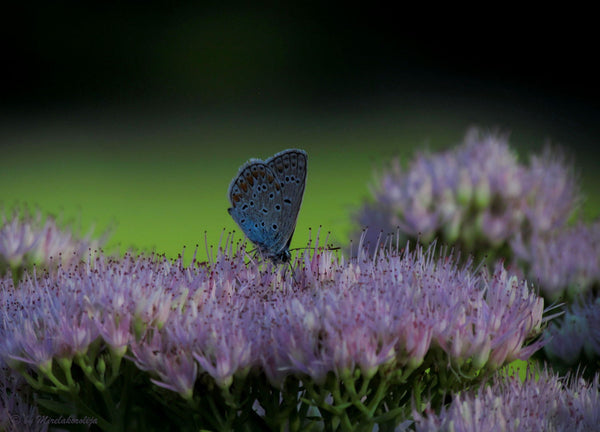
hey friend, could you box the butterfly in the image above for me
[228,149,307,263]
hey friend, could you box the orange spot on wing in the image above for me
[245,174,254,186]
[239,181,248,192]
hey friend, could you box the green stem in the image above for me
[19,369,60,394]
[75,354,106,391]
[39,363,70,392]
[343,372,371,417]
[365,377,388,418]
[330,377,353,432]
[108,347,125,385]
[57,357,78,391]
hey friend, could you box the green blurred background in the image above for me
[2,3,599,260]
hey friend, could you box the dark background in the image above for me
[4,4,598,122]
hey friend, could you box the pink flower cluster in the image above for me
[414,368,600,431]
[360,130,560,245]
[544,298,600,366]
[0,209,105,274]
[0,237,546,400]
[512,220,600,301]
[355,129,590,300]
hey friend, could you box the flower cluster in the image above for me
[0,209,106,279]
[414,367,600,431]
[544,298,600,369]
[0,236,547,429]
[355,129,580,265]
[512,220,600,301]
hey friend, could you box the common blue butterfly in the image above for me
[228,149,307,263]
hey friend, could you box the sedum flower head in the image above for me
[0,208,106,278]
[414,367,600,432]
[512,220,600,301]
[354,128,581,263]
[545,298,600,367]
[0,250,183,371]
[1,234,547,398]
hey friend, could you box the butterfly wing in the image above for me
[228,149,307,261]
[265,149,307,246]
[228,160,289,257]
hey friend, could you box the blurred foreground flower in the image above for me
[355,128,580,264]
[414,367,600,431]
[0,234,549,430]
[0,208,107,281]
